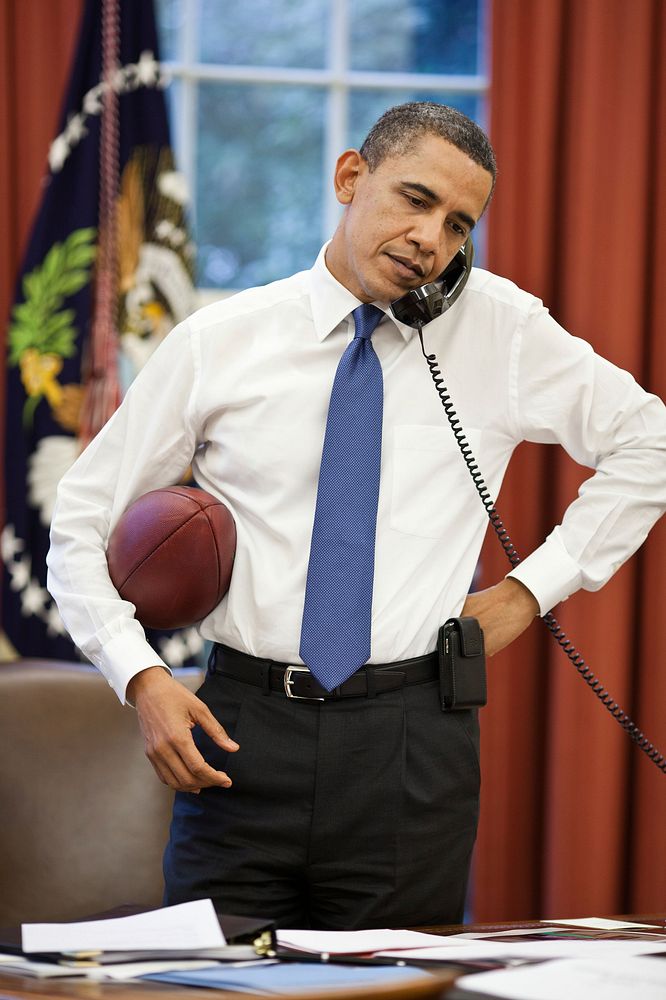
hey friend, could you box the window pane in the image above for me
[198,0,327,68]
[162,75,180,132]
[196,84,325,289]
[348,90,484,151]
[154,0,184,62]
[350,0,484,75]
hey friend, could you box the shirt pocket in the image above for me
[390,424,483,539]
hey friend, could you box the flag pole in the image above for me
[80,0,121,447]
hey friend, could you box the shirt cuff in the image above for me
[506,531,583,616]
[92,631,172,705]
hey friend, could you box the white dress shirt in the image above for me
[47,246,666,702]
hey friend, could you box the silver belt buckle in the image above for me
[283,664,325,701]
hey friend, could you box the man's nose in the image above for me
[407,212,443,256]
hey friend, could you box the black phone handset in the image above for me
[391,240,475,327]
[390,241,666,774]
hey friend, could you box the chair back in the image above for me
[0,659,202,924]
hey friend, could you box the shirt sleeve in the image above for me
[46,320,199,703]
[505,302,666,615]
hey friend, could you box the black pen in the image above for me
[274,951,409,967]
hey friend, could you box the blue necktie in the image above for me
[300,303,385,691]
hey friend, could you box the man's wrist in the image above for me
[126,665,171,707]
[507,536,583,616]
[502,576,540,618]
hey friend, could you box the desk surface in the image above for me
[1,915,664,1000]
[0,968,455,1000]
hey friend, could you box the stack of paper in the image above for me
[6,899,255,980]
[277,920,666,967]
[277,928,454,955]
[21,898,226,954]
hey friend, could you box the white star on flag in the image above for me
[9,555,31,592]
[1,524,24,562]
[21,582,48,616]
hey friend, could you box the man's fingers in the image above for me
[146,753,194,792]
[150,731,233,791]
[148,740,225,792]
[196,703,240,752]
[176,732,233,788]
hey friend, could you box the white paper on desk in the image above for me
[542,916,662,930]
[0,952,88,978]
[21,899,226,954]
[457,955,666,1000]
[378,941,522,962]
[276,928,450,954]
[86,959,238,981]
[378,938,666,962]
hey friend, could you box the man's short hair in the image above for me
[359,101,497,185]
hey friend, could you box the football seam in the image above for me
[119,508,208,589]
[161,486,210,509]
[203,507,222,599]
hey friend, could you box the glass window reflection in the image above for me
[199,0,327,69]
[196,83,325,289]
[350,0,483,75]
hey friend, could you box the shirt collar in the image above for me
[308,243,415,343]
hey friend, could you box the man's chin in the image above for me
[365,274,425,304]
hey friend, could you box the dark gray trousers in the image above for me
[163,667,480,929]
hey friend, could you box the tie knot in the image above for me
[352,303,384,341]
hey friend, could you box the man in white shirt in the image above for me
[47,103,666,928]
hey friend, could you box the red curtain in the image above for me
[0,0,83,546]
[475,0,666,919]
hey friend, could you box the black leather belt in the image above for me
[209,643,438,701]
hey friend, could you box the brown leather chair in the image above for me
[0,658,203,925]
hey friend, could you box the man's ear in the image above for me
[333,149,366,205]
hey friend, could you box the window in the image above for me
[155,0,489,290]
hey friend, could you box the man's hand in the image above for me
[127,667,239,793]
[460,577,540,657]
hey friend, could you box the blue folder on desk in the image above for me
[143,962,432,993]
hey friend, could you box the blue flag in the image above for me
[3,0,200,666]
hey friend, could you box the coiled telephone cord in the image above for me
[419,330,666,775]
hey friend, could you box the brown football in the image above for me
[107,485,236,630]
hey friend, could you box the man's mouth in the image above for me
[386,254,426,281]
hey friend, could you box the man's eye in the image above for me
[449,221,466,236]
[406,194,426,208]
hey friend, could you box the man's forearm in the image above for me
[461,577,540,656]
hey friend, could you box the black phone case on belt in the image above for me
[437,616,487,712]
